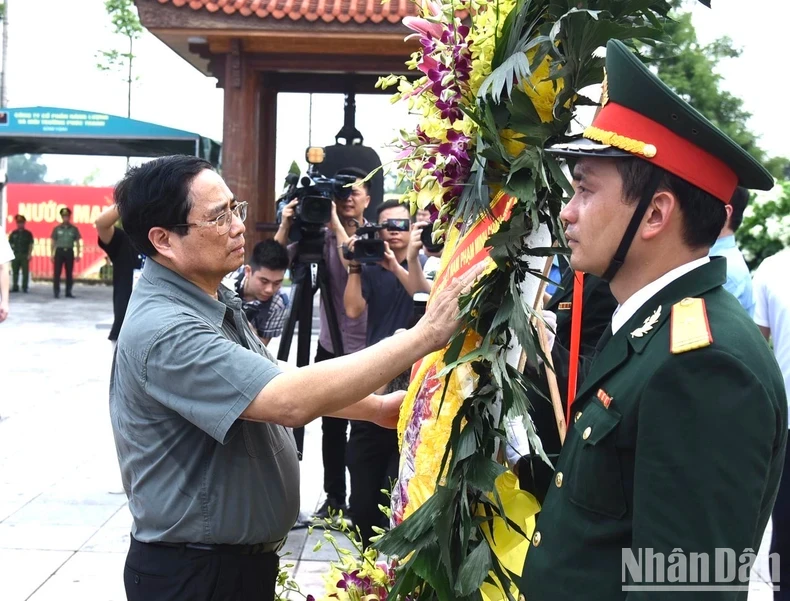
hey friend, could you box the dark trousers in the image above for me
[11,257,29,291]
[772,437,790,600]
[348,421,399,549]
[53,248,74,296]
[316,343,350,503]
[124,538,279,601]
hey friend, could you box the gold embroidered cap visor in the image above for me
[547,39,774,203]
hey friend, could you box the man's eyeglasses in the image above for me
[173,201,248,235]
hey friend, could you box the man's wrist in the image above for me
[347,263,362,274]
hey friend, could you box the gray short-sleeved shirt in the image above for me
[110,259,299,545]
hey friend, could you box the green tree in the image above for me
[646,4,788,179]
[7,154,47,183]
[737,183,790,270]
[97,0,143,119]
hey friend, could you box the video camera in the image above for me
[420,220,444,254]
[276,147,357,233]
[344,218,411,264]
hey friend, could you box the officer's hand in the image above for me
[75,255,81,262]
[380,242,399,273]
[417,259,488,352]
[370,390,406,429]
[0,300,8,323]
[408,222,427,262]
[542,310,557,353]
[280,199,299,227]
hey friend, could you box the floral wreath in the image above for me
[315,1,680,599]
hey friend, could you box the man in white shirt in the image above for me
[0,235,14,322]
[753,247,790,598]
[521,39,787,601]
[709,186,754,314]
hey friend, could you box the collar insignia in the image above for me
[631,305,661,338]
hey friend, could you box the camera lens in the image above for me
[301,195,333,225]
[421,222,444,254]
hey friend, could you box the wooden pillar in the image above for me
[257,72,278,237]
[221,39,260,257]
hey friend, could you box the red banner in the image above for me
[4,184,115,279]
[430,191,516,300]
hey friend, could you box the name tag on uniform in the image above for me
[558,302,572,311]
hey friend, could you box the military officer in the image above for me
[519,39,787,600]
[8,215,34,293]
[51,207,82,298]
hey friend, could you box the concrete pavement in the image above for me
[0,282,354,601]
[0,281,778,600]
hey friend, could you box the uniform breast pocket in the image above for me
[242,421,292,458]
[567,401,627,519]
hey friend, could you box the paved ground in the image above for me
[0,282,356,601]
[0,281,778,600]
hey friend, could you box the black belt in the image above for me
[140,537,285,555]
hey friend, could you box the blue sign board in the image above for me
[0,106,202,140]
[0,106,221,165]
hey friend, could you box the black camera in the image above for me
[420,220,444,254]
[344,218,411,264]
[276,148,357,232]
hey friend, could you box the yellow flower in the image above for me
[479,472,540,601]
[500,128,527,157]
[521,49,564,123]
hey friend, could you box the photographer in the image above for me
[274,166,369,521]
[224,239,290,346]
[343,199,428,548]
[408,219,441,291]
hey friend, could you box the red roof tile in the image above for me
[158,0,419,24]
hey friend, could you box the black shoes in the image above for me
[313,497,353,525]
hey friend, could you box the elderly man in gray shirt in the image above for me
[110,155,479,601]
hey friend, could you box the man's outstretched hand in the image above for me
[416,260,489,352]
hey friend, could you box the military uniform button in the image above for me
[582,426,592,440]
[555,472,563,488]
[574,411,583,422]
[533,531,542,547]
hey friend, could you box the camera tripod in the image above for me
[277,234,346,457]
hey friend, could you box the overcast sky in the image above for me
[4,0,787,190]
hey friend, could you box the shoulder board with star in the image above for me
[670,297,712,354]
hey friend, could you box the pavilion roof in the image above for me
[155,0,420,25]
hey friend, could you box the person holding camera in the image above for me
[224,239,290,346]
[274,166,370,521]
[110,155,484,601]
[409,219,443,290]
[343,199,429,548]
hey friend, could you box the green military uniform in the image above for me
[51,209,81,298]
[8,219,34,292]
[519,40,787,600]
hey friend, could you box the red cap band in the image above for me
[590,103,738,203]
